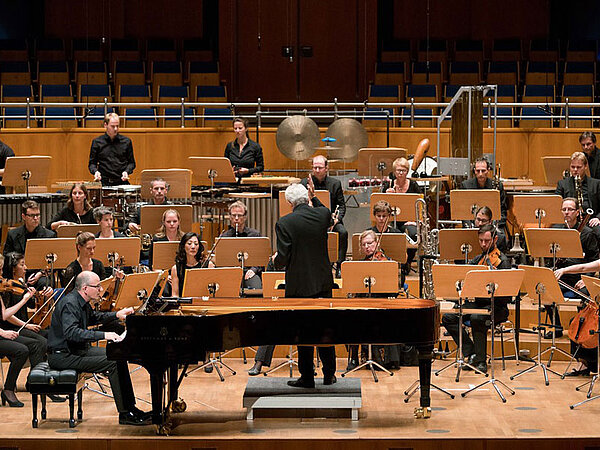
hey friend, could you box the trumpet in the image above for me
[125,227,152,251]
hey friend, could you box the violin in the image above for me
[479,247,502,269]
[569,300,599,349]
[365,250,389,261]
[0,277,27,295]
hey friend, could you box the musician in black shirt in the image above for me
[0,138,15,195]
[579,131,600,179]
[47,183,96,231]
[224,117,264,177]
[89,113,136,186]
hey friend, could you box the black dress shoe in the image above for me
[1,390,24,407]
[544,329,563,339]
[565,368,591,377]
[346,359,358,371]
[323,375,337,385]
[204,365,213,373]
[248,367,261,376]
[48,394,67,403]
[287,378,315,388]
[474,362,488,374]
[119,411,152,426]
[130,406,152,420]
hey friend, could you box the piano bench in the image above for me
[243,377,362,420]
[26,362,85,429]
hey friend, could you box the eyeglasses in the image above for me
[86,284,102,290]
[396,169,408,174]
[230,214,246,218]
[24,213,41,218]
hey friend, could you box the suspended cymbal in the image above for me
[276,116,321,161]
[325,118,368,162]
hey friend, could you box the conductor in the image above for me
[272,182,336,388]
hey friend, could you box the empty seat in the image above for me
[374,62,406,87]
[417,39,447,63]
[40,84,73,103]
[448,61,481,85]
[564,61,596,85]
[368,84,400,102]
[484,84,516,103]
[523,84,555,103]
[188,61,219,88]
[75,61,107,86]
[151,61,182,99]
[43,107,77,128]
[35,38,66,61]
[562,84,594,102]
[1,84,33,102]
[487,61,519,85]
[363,107,396,127]
[147,39,177,62]
[400,107,435,127]
[411,61,443,86]
[528,39,560,62]
[519,106,553,128]
[566,40,597,61]
[201,107,232,127]
[0,39,28,61]
[110,39,140,63]
[114,61,146,90]
[483,106,513,128]
[380,39,412,63]
[183,38,213,63]
[560,106,594,128]
[72,38,103,61]
[123,107,157,128]
[491,39,521,61]
[37,61,69,85]
[2,106,37,128]
[157,85,189,102]
[453,40,484,63]
[118,84,151,103]
[78,84,111,103]
[195,85,227,102]
[525,61,557,85]
[443,85,460,102]
[0,61,31,85]
[406,84,438,102]
[161,107,196,127]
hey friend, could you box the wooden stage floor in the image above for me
[2,356,600,450]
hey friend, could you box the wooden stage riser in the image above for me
[0,127,591,186]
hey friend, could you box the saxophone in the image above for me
[574,174,585,216]
[414,198,438,300]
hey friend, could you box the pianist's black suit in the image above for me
[274,196,335,381]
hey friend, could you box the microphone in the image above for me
[537,104,552,115]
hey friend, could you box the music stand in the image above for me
[23,238,75,287]
[94,237,140,268]
[351,233,408,264]
[461,269,525,402]
[438,229,479,263]
[3,156,52,196]
[510,265,565,386]
[188,157,236,188]
[56,224,101,238]
[432,264,490,380]
[357,148,407,179]
[328,232,338,266]
[140,169,192,201]
[183,267,243,298]
[152,241,179,270]
[278,190,330,217]
[570,275,600,409]
[140,205,193,236]
[340,260,398,381]
[113,271,164,310]
[213,237,271,296]
[512,195,564,228]
[542,156,571,185]
[262,271,286,298]
[450,189,500,221]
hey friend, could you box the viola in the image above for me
[478,247,502,269]
[0,277,27,295]
[569,301,599,349]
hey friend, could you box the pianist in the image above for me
[47,271,151,426]
[273,183,336,388]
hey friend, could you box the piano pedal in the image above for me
[413,406,431,419]
[171,399,187,413]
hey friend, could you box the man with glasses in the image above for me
[301,155,347,277]
[47,271,151,426]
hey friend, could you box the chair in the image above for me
[114,61,146,91]
[487,61,519,85]
[0,61,31,85]
[72,38,103,61]
[2,106,37,128]
[122,107,157,128]
[1,84,33,102]
[37,61,69,85]
[374,62,405,87]
[483,106,514,128]
[443,85,460,102]
[559,106,594,128]
[411,61,443,86]
[566,40,597,61]
[449,61,481,85]
[188,61,220,89]
[453,39,484,63]
[183,38,214,64]
[525,61,558,85]
[161,107,196,127]
[368,84,400,102]
[417,39,447,64]
[494,320,519,370]
[195,85,227,102]
[26,362,85,428]
[35,38,66,61]
[43,107,78,128]
[40,84,73,103]
[519,106,553,128]
[151,61,182,99]
[400,107,435,127]
[406,84,438,102]
[75,61,107,86]
[0,39,28,61]
[118,84,151,105]
[110,38,140,64]
[78,84,112,103]
[201,107,232,127]
[491,38,521,61]
[363,107,396,127]
[157,85,189,103]
[380,39,412,64]
[528,39,560,62]
[564,61,596,86]
[523,84,555,103]
[484,84,516,103]
[146,38,177,62]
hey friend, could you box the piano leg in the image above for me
[144,364,169,430]
[415,345,433,419]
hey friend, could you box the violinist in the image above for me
[471,206,508,253]
[546,198,599,339]
[170,232,215,298]
[0,254,60,407]
[47,183,96,231]
[61,232,107,293]
[442,224,511,374]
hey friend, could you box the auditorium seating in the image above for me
[188,61,220,88]
[201,107,232,127]
[183,38,214,64]
[109,39,141,65]
[448,61,481,85]
[2,106,37,128]
[487,61,519,85]
[491,38,521,61]
[157,85,189,103]
[195,85,227,102]
[0,39,28,62]
[363,107,396,127]
[161,107,196,127]
[374,62,406,87]
[368,84,401,103]
[0,61,31,85]
[453,40,484,63]
[34,38,66,61]
[411,61,443,86]
[114,61,146,91]
[525,61,557,85]
[563,61,595,85]
[1,84,33,102]
[75,61,108,86]
[37,61,69,85]
[118,84,151,104]
[72,38,103,62]
[122,107,157,128]
[528,39,559,62]
[78,84,112,103]
[566,39,597,62]
[147,39,177,62]
[150,61,182,99]
[43,106,77,128]
[40,84,73,103]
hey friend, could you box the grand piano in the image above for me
[107,297,440,434]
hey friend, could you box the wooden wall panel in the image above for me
[0,127,587,186]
